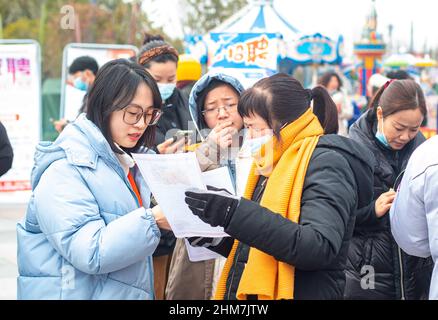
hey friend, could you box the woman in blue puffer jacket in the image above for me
[17,59,170,299]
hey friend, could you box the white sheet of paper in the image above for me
[132,152,229,238]
[184,239,221,262]
[235,153,254,197]
[186,166,234,261]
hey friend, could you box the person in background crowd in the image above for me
[16,59,170,300]
[390,135,438,300]
[0,121,13,177]
[386,70,413,81]
[176,54,202,100]
[184,73,373,300]
[137,33,192,147]
[367,73,389,102]
[318,71,353,136]
[345,79,433,300]
[53,56,99,132]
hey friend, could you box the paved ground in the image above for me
[0,203,26,300]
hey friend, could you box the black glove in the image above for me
[184,186,240,228]
[187,236,224,248]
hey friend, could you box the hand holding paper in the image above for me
[132,152,234,238]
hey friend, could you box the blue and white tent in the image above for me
[209,0,301,42]
[185,0,301,63]
[184,0,343,87]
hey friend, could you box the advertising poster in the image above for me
[0,40,41,202]
[61,44,138,121]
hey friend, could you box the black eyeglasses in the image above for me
[122,104,162,126]
[201,104,237,117]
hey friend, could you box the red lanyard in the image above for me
[127,171,143,207]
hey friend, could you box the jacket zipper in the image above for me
[227,245,242,300]
[398,246,405,300]
[394,151,406,300]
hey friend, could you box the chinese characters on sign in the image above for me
[0,57,32,88]
[208,33,278,88]
[210,33,278,71]
[226,35,270,65]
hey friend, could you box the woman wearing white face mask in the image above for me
[137,34,192,148]
[184,73,374,300]
[236,115,274,196]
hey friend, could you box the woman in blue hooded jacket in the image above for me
[16,59,170,300]
[164,72,245,300]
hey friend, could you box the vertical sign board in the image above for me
[61,44,138,121]
[207,33,278,88]
[0,40,41,203]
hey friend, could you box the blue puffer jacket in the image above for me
[17,114,160,300]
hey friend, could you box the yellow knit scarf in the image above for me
[214,108,324,300]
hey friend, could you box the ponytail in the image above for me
[238,74,338,137]
[311,86,339,134]
[367,79,391,118]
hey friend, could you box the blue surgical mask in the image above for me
[73,76,88,91]
[245,134,273,154]
[158,83,176,101]
[375,118,392,149]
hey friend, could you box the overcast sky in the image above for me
[142,0,438,56]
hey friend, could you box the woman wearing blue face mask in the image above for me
[346,79,434,300]
[137,34,192,148]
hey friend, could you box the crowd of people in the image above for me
[10,33,438,300]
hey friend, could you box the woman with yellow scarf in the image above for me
[185,73,374,300]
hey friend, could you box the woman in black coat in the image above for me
[345,79,433,299]
[184,74,374,300]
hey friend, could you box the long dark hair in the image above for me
[238,73,338,135]
[86,59,162,154]
[368,79,427,120]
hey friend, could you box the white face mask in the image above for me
[243,133,273,154]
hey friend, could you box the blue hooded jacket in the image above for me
[188,72,245,141]
[16,114,160,299]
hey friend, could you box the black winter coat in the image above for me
[345,110,433,300]
[154,88,192,146]
[0,122,13,177]
[213,134,374,300]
